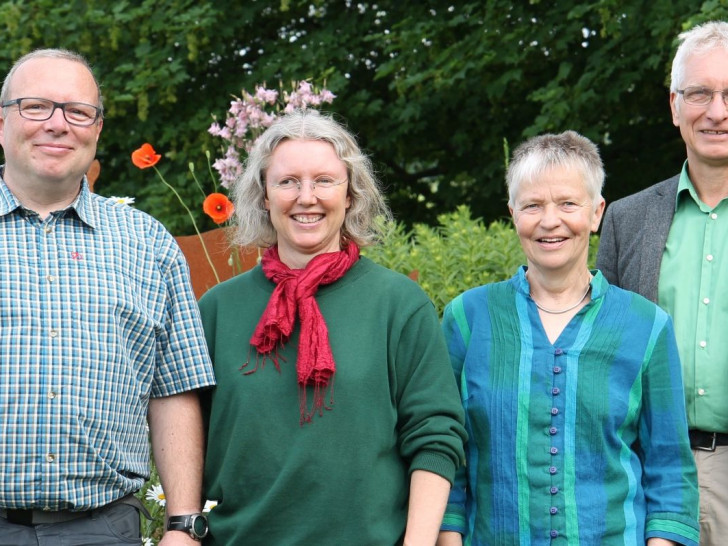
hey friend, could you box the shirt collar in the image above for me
[0,166,97,228]
[516,265,608,301]
[0,169,21,216]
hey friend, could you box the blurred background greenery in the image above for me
[0,1,724,235]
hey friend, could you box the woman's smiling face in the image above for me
[509,164,604,277]
[265,139,350,269]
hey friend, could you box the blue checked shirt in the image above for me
[0,175,215,511]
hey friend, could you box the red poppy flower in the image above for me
[131,143,162,169]
[203,193,235,224]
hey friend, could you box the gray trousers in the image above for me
[0,503,141,546]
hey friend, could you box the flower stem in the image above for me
[205,150,219,193]
[188,162,208,200]
[154,166,220,284]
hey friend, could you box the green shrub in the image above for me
[363,205,600,316]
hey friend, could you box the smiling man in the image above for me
[598,21,728,545]
[0,50,215,546]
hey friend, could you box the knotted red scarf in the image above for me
[247,243,360,424]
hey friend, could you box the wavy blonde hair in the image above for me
[230,109,391,248]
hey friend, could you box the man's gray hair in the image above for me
[1,48,103,113]
[671,21,728,92]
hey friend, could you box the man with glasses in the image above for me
[0,49,215,545]
[598,21,728,545]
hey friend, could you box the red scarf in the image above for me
[246,243,360,424]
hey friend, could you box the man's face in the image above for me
[670,48,728,168]
[0,57,103,189]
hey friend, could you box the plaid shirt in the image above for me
[0,176,215,510]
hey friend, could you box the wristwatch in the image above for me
[166,513,209,540]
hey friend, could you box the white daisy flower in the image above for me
[109,196,136,205]
[145,484,166,507]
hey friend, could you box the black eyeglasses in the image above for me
[1,97,102,126]
[677,86,728,107]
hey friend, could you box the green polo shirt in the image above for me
[658,162,728,433]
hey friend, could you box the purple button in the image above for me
[554,348,564,355]
[553,366,562,374]
[549,466,557,474]
[550,447,558,455]
[551,407,559,415]
[552,387,560,395]
[550,507,558,515]
[550,530,559,538]
[549,427,558,435]
[550,486,559,494]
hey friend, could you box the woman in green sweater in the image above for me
[199,110,466,545]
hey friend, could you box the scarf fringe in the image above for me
[240,345,287,375]
[299,378,336,426]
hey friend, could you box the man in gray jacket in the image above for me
[597,21,728,545]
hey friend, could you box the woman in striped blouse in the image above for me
[437,131,699,546]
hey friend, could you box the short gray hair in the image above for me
[1,48,103,114]
[506,130,604,208]
[231,109,391,248]
[671,21,728,92]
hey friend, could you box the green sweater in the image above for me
[199,257,466,545]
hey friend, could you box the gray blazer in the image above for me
[596,175,679,303]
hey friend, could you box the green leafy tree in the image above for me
[1,1,727,233]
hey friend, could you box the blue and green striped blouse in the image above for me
[441,267,699,545]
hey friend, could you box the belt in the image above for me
[0,493,143,526]
[689,429,728,452]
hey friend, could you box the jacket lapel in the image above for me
[639,176,678,302]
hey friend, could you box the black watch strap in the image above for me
[167,513,209,540]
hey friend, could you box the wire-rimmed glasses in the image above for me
[677,86,728,107]
[270,177,348,200]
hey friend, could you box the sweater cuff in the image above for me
[409,450,457,485]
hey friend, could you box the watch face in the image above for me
[191,514,209,539]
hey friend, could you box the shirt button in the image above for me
[706,254,714,262]
[549,466,558,474]
[48,391,57,399]
[46,275,55,283]
[703,297,710,305]
[551,407,559,415]
[550,507,558,515]
[46,453,56,463]
[550,486,559,494]
[553,366,562,374]
[711,213,718,220]
[49,329,59,338]
[549,427,558,435]
[552,387,560,395]
[698,388,706,396]
[699,340,707,348]
[554,348,564,355]
[550,447,559,455]
[44,226,53,234]
[550,530,559,538]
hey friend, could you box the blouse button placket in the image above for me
[548,347,566,541]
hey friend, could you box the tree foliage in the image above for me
[0,1,725,233]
